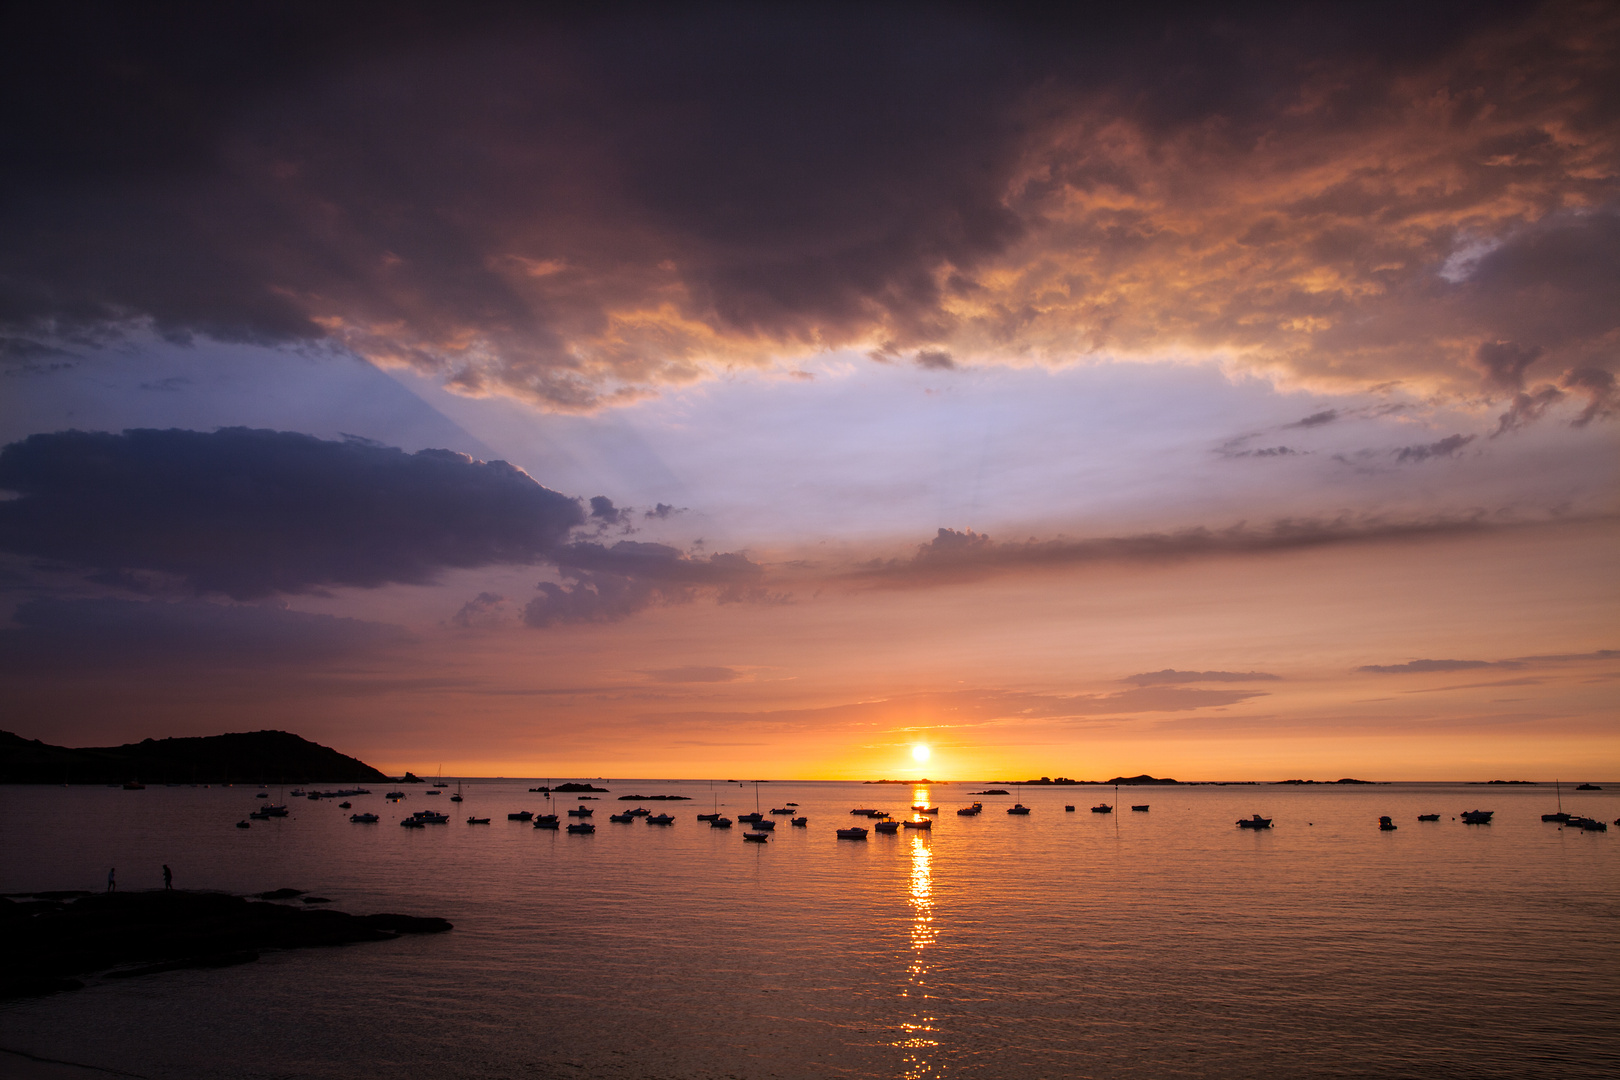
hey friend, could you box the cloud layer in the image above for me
[2,3,1614,418]
[0,428,583,598]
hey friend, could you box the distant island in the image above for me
[0,730,388,785]
[864,779,943,784]
[1272,778,1380,785]
[987,775,1181,786]
[529,782,610,793]
[1472,780,1538,785]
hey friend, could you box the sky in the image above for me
[1,1,1615,779]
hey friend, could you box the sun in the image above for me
[912,744,931,763]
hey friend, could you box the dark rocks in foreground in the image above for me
[0,889,450,998]
[0,729,389,785]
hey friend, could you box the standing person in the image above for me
[107,867,116,893]
[162,864,172,890]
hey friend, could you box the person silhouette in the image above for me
[107,867,116,893]
[162,864,172,890]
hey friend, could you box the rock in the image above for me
[255,888,306,900]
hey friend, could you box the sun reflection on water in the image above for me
[896,793,941,1079]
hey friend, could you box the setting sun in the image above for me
[912,744,931,763]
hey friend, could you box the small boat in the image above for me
[1091,804,1112,814]
[911,805,939,814]
[411,810,450,824]
[770,808,794,815]
[710,816,733,829]
[1576,783,1601,790]
[338,801,351,809]
[350,813,380,823]
[256,792,268,799]
[1379,816,1397,831]
[385,791,406,800]
[836,827,869,840]
[1417,814,1441,821]
[1131,805,1149,812]
[1065,805,1075,812]
[566,822,595,834]
[785,802,799,807]
[235,820,251,829]
[400,817,426,828]
[508,811,534,821]
[791,816,808,827]
[289,789,306,797]
[850,808,885,817]
[1237,815,1273,829]
[609,812,636,823]
[902,818,932,830]
[628,807,651,817]
[874,820,900,834]
[956,802,983,816]
[451,781,463,803]
[1007,803,1031,815]
[423,790,440,796]
[260,804,289,817]
[743,831,770,843]
[1544,780,1569,822]
[534,815,560,830]
[1568,816,1608,832]
[737,812,764,824]
[1460,810,1494,824]
[697,812,721,821]
[751,818,775,830]
[567,806,594,818]
[646,813,676,825]
[467,817,491,824]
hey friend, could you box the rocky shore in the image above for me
[1,889,450,998]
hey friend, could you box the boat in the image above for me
[1091,804,1112,814]
[743,831,770,843]
[508,811,533,821]
[791,816,808,827]
[911,805,939,814]
[874,820,901,834]
[1460,810,1494,824]
[451,780,463,803]
[697,812,720,821]
[646,813,676,825]
[836,826,869,840]
[750,818,775,830]
[1065,805,1075,812]
[1417,813,1440,821]
[534,814,559,830]
[770,808,794,815]
[785,802,799,807]
[567,806,594,818]
[424,790,440,796]
[1131,805,1149,812]
[609,812,636,823]
[400,817,425,828]
[850,808,886,817]
[737,812,764,825]
[235,820,251,829]
[1568,816,1607,832]
[956,802,982,816]
[385,791,405,800]
[258,804,289,817]
[1379,816,1397,831]
[627,807,651,817]
[289,789,306,797]
[338,801,351,809]
[350,813,380,823]
[1543,780,1570,822]
[902,818,931,830]
[1576,783,1601,790]
[256,792,268,799]
[1007,803,1030,815]
[1237,814,1273,829]
[410,810,449,824]
[467,817,490,824]
[710,816,733,829]
[566,822,596,834]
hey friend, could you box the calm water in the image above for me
[3,780,1617,1079]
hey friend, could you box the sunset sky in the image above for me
[1,1,1615,779]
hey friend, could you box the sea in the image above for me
[2,780,1617,1080]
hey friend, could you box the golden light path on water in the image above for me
[898,786,940,1079]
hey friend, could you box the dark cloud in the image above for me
[856,514,1531,587]
[449,591,510,629]
[1394,433,1475,462]
[914,350,957,371]
[1563,366,1618,426]
[0,596,405,671]
[0,428,584,599]
[642,666,741,684]
[1474,340,1542,392]
[589,496,630,527]
[1285,410,1339,429]
[1226,446,1301,459]
[0,2,1602,408]
[1494,386,1565,435]
[1358,659,1505,674]
[525,541,769,627]
[644,502,684,519]
[1124,669,1282,686]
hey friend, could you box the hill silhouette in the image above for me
[0,729,388,784]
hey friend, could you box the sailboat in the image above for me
[1542,780,1570,823]
[451,780,463,803]
[433,766,448,788]
[698,780,721,822]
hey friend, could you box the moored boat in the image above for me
[956,802,983,816]
[646,813,676,825]
[1131,805,1149,812]
[508,811,533,821]
[1091,804,1112,814]
[911,804,939,814]
[1460,810,1494,824]
[350,813,379,823]
[791,816,808,827]
[902,818,931,830]
[1237,814,1273,829]
[710,816,733,828]
[610,812,636,823]
[836,826,869,840]
[1007,803,1031,815]
[874,820,900,834]
[567,805,594,818]
[467,817,490,824]
[1417,814,1440,821]
[566,822,595,834]
[1379,816,1397,831]
[743,831,770,843]
[534,814,559,829]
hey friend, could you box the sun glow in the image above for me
[912,744,930,763]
